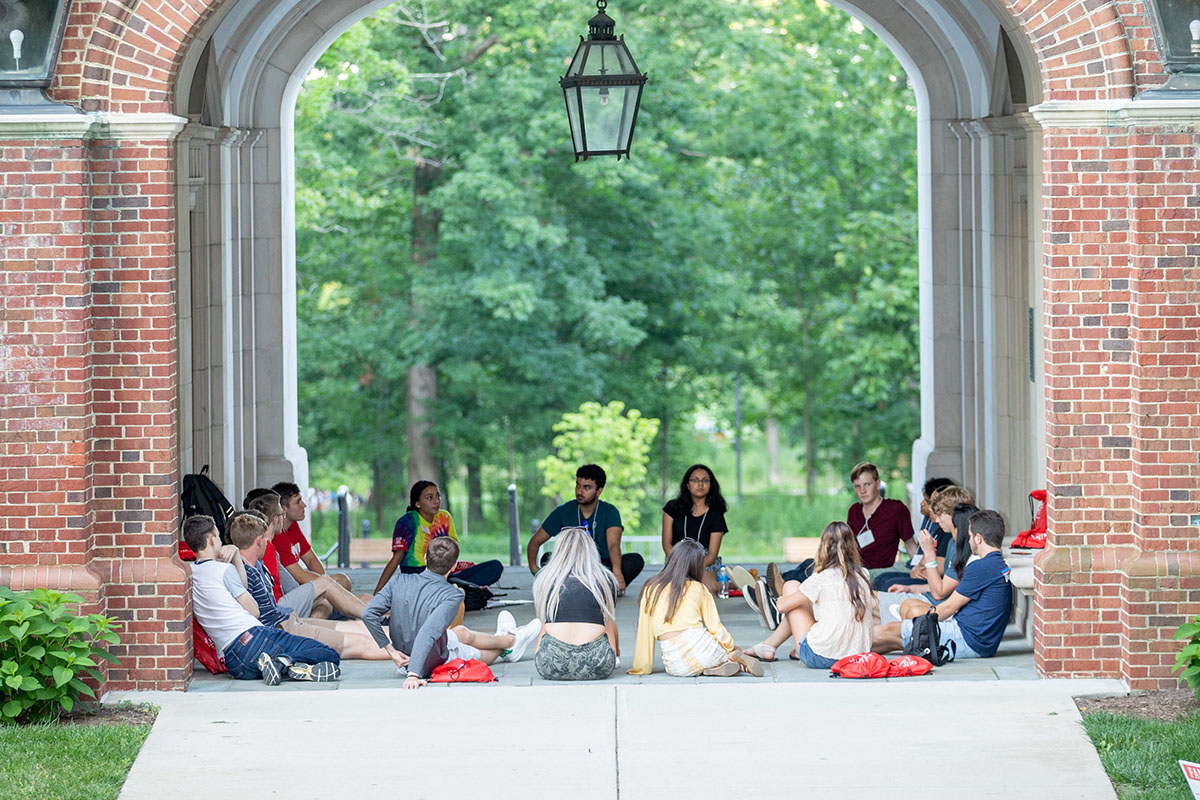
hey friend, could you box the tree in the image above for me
[537,402,660,531]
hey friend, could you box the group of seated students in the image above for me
[185,460,1012,687]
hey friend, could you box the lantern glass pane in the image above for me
[565,41,587,78]
[564,87,584,153]
[615,84,641,151]
[1153,1,1200,66]
[581,84,629,153]
[0,0,68,82]
[580,40,633,78]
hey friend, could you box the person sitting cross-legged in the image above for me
[228,510,394,661]
[362,536,541,690]
[872,509,1012,659]
[184,514,340,684]
[742,521,875,667]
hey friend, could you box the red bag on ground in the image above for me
[886,654,934,677]
[429,658,496,683]
[193,618,227,674]
[1011,489,1047,548]
[829,652,889,679]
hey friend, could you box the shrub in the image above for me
[1173,615,1200,698]
[0,587,121,724]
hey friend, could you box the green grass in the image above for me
[1083,711,1200,800]
[0,723,151,800]
[310,491,853,563]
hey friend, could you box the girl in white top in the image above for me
[743,521,875,667]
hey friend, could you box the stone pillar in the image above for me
[1032,100,1200,689]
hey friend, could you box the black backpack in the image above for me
[448,576,495,612]
[181,465,235,544]
[904,609,956,666]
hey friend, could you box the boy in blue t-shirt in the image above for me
[872,509,1011,658]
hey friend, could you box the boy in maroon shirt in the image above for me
[847,462,917,575]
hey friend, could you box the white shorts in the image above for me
[446,629,482,662]
[659,626,731,677]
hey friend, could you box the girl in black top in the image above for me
[661,464,729,593]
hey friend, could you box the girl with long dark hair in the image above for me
[373,480,503,594]
[661,464,729,593]
[629,540,763,677]
[742,521,875,668]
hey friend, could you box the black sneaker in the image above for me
[287,661,341,682]
[257,652,284,686]
[758,578,781,630]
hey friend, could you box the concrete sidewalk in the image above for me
[112,678,1122,799]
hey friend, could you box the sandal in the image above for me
[742,643,777,662]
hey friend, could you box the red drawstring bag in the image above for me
[829,652,889,679]
[886,654,934,677]
[429,658,497,683]
[1012,489,1047,548]
[193,618,227,674]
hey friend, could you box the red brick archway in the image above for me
[2,1,1197,691]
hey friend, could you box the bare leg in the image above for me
[900,598,932,620]
[309,597,333,620]
[475,649,504,665]
[330,572,353,592]
[775,580,817,656]
[761,617,792,650]
[310,575,368,618]
[338,633,393,660]
[872,622,904,654]
[450,625,515,652]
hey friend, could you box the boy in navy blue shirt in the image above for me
[872,509,1011,658]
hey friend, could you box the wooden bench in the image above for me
[783,537,821,563]
[319,537,395,567]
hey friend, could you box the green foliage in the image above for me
[538,401,660,530]
[0,721,151,800]
[293,0,921,512]
[0,588,120,725]
[1173,617,1200,697]
[1084,711,1200,799]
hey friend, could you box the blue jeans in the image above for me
[223,626,340,680]
[796,636,838,670]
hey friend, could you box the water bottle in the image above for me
[717,566,730,599]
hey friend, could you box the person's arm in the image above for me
[698,587,736,654]
[408,596,461,679]
[934,590,971,621]
[360,581,393,649]
[299,548,327,576]
[526,528,550,574]
[703,531,725,567]
[660,512,674,558]
[604,612,620,657]
[236,593,260,618]
[284,560,323,585]
[374,550,404,595]
[222,566,260,618]
[605,525,625,591]
[628,602,655,674]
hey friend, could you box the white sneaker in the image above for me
[885,602,903,622]
[495,610,517,637]
[504,619,541,662]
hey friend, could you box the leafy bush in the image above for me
[0,587,121,724]
[1173,616,1200,698]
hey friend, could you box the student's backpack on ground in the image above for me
[448,576,494,612]
[904,609,956,666]
[181,465,235,544]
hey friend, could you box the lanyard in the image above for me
[683,508,709,543]
[578,503,599,531]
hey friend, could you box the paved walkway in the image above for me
[109,566,1125,798]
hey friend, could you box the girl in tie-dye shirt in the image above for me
[373,480,458,593]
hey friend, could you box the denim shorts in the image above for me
[796,636,837,670]
[222,625,340,680]
[900,616,981,659]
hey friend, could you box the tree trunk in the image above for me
[467,456,484,525]
[371,457,388,534]
[406,153,442,485]
[766,414,781,488]
[801,316,815,503]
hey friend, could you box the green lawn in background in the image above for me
[309,491,853,564]
[0,723,151,800]
[1082,712,1200,800]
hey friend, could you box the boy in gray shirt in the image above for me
[362,537,540,689]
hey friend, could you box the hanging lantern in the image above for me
[0,0,75,110]
[559,0,647,160]
[1141,0,1200,96]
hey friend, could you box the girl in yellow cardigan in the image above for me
[629,540,764,677]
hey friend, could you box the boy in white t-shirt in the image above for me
[185,515,341,684]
